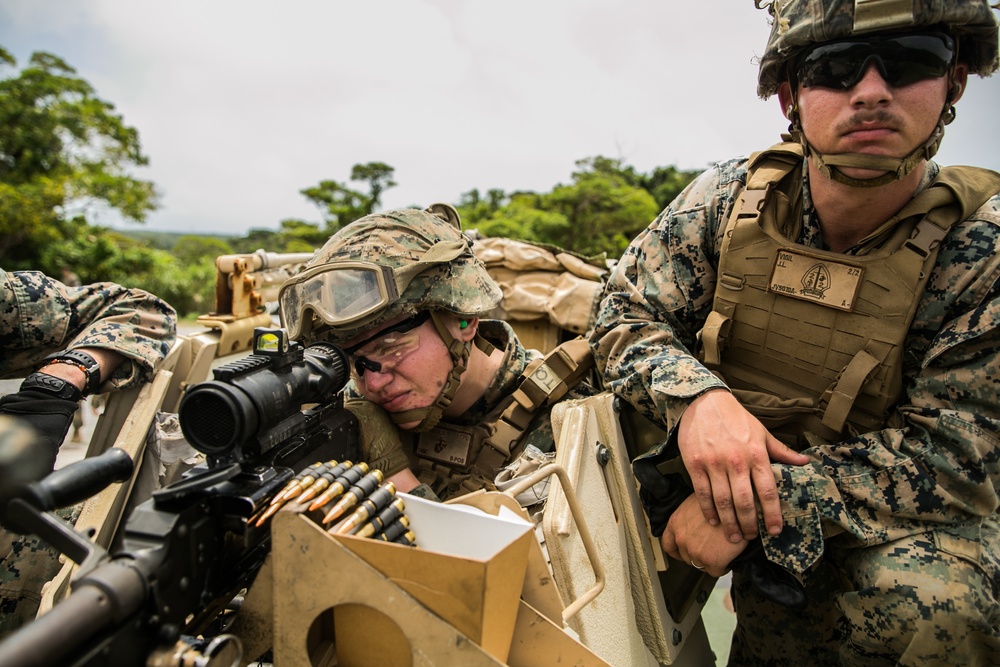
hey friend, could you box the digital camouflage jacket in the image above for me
[591,157,1000,579]
[0,269,177,389]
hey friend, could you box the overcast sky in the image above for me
[2,1,998,237]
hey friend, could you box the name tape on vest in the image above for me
[768,249,864,311]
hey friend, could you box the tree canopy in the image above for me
[0,46,159,266]
[0,42,706,317]
[299,161,397,233]
[459,156,699,259]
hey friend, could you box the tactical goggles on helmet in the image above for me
[278,261,400,341]
[278,237,473,342]
[343,310,431,377]
[795,32,955,90]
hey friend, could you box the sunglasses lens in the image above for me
[346,311,430,377]
[796,34,953,90]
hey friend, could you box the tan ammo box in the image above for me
[269,490,611,666]
[331,493,534,664]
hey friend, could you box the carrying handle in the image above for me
[501,464,605,622]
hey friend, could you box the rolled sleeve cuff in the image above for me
[759,463,827,578]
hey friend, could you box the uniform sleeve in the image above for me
[590,162,746,430]
[0,269,176,389]
[761,198,1000,578]
[344,398,412,477]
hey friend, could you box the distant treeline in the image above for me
[0,44,700,316]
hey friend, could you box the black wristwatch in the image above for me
[21,371,84,402]
[41,349,101,396]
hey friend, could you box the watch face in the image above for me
[23,372,83,401]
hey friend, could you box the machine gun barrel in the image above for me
[0,447,140,667]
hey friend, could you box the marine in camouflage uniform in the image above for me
[1,268,176,637]
[590,2,1000,665]
[279,204,596,502]
[1,268,177,385]
[347,318,594,500]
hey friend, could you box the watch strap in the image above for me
[21,372,84,402]
[42,350,101,396]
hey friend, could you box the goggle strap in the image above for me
[395,312,472,433]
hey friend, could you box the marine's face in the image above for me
[778,32,968,182]
[344,312,454,430]
[800,66,948,171]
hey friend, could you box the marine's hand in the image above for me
[0,390,79,472]
[660,494,747,578]
[678,389,809,543]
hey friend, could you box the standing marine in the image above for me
[591,1,1000,664]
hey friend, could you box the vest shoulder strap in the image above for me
[932,166,1000,220]
[745,141,803,190]
[884,166,1000,261]
[479,337,594,466]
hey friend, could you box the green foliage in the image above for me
[455,188,507,226]
[0,39,701,316]
[545,159,661,257]
[120,229,233,252]
[172,235,234,264]
[229,218,326,254]
[238,156,693,263]
[300,161,398,233]
[641,164,703,210]
[350,162,396,210]
[37,226,216,316]
[0,46,159,265]
[472,193,569,242]
[465,156,677,258]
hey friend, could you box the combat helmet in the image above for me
[755,0,999,186]
[278,203,502,431]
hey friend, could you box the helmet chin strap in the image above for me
[788,91,956,188]
[387,311,494,432]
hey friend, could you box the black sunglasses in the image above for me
[795,32,955,90]
[343,310,431,376]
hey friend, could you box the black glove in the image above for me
[0,387,80,473]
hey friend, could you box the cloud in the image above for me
[1,0,997,236]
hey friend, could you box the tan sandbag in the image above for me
[554,252,606,282]
[475,237,564,273]
[474,237,607,281]
[486,270,602,334]
[548,273,603,334]
[475,237,606,335]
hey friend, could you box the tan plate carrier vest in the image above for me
[699,142,1000,446]
[413,337,594,498]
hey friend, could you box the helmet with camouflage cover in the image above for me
[756,0,999,99]
[754,0,999,187]
[279,203,502,347]
[278,203,502,431]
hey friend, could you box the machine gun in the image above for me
[0,327,359,667]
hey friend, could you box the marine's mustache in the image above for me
[835,109,902,135]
